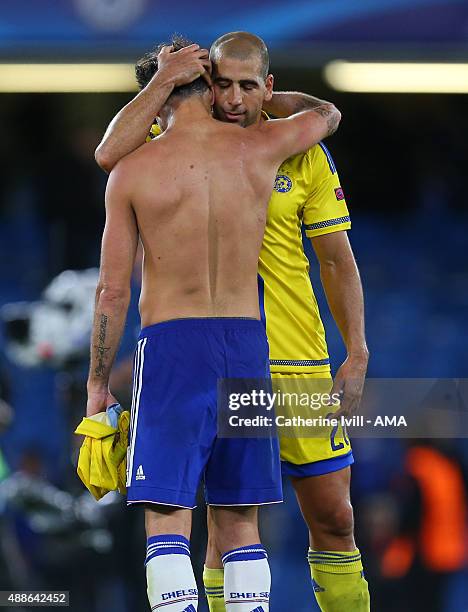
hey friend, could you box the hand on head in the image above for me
[157,43,212,89]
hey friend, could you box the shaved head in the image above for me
[210,31,270,79]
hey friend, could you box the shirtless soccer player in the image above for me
[86,38,341,611]
[95,33,370,612]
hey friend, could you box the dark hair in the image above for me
[135,34,209,100]
[210,32,270,80]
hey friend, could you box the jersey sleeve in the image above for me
[146,122,162,142]
[302,142,351,238]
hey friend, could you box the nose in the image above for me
[227,83,243,107]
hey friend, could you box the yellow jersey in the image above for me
[148,123,351,374]
[259,142,350,373]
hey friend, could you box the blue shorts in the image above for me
[126,317,282,509]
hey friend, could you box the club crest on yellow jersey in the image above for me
[274,174,293,193]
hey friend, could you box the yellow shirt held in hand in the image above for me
[75,406,130,500]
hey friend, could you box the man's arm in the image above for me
[264,91,334,118]
[261,101,341,163]
[86,165,139,416]
[95,44,211,173]
[311,231,369,416]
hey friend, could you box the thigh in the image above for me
[127,331,218,508]
[206,321,282,506]
[274,372,354,473]
[205,436,282,506]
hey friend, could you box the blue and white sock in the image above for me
[222,544,270,611]
[145,534,198,610]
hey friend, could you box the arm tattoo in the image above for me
[314,105,340,136]
[290,95,340,136]
[94,314,110,377]
[292,96,325,113]
[327,112,340,136]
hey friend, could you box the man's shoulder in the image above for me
[113,138,164,175]
[309,141,337,171]
[108,144,149,191]
[110,153,136,183]
[285,141,336,174]
[280,143,315,169]
[292,141,328,162]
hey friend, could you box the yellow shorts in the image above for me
[271,372,353,477]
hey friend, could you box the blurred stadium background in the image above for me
[0,1,467,610]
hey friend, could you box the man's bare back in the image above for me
[121,110,281,326]
[110,96,340,328]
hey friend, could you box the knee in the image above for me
[210,507,259,554]
[316,500,354,538]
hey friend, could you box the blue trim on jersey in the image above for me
[282,450,354,477]
[222,545,267,565]
[303,216,351,231]
[270,358,330,367]
[319,142,337,174]
[257,273,266,328]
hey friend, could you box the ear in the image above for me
[156,105,170,132]
[263,74,274,102]
[202,86,214,109]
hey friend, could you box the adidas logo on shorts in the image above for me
[136,465,146,481]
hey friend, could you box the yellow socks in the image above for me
[308,548,370,612]
[203,550,370,611]
[203,566,226,612]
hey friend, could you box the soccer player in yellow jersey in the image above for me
[95,32,370,612]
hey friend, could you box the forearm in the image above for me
[87,287,130,393]
[95,73,174,173]
[264,91,336,119]
[320,255,368,359]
